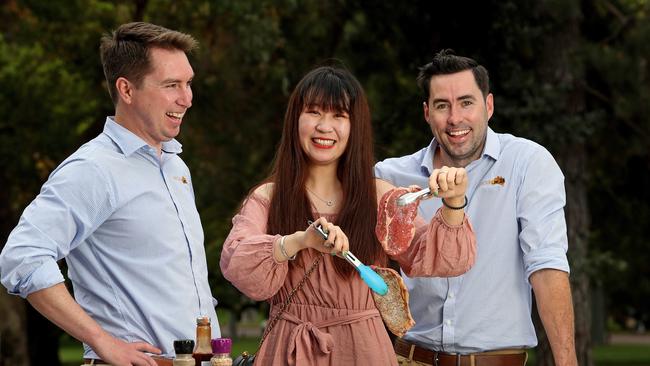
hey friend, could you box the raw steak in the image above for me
[376,187,420,256]
[371,266,415,337]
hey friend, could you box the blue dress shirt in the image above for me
[375,128,569,353]
[0,117,220,358]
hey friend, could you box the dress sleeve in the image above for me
[219,194,289,301]
[392,209,476,277]
[375,188,476,277]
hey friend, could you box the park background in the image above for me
[0,0,649,365]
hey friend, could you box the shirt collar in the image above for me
[103,117,183,156]
[420,127,500,174]
[419,140,437,176]
[483,127,500,161]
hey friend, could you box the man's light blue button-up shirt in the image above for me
[375,128,569,353]
[0,117,220,358]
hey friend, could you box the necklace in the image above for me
[306,187,335,207]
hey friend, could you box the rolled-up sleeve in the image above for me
[0,158,114,297]
[518,148,570,280]
[220,195,289,301]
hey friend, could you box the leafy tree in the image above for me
[0,2,122,364]
[2,0,649,364]
[582,0,650,333]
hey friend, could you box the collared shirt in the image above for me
[375,128,569,353]
[0,117,219,358]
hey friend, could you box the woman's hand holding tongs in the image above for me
[304,218,350,255]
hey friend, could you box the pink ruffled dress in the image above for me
[220,192,475,365]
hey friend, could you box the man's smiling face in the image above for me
[423,69,494,167]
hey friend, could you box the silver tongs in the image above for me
[310,221,388,295]
[340,250,362,267]
[311,221,371,267]
[396,187,432,206]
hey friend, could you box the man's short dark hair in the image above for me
[416,49,490,102]
[100,22,198,105]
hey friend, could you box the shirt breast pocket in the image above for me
[471,183,516,216]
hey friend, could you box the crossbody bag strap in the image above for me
[256,253,324,348]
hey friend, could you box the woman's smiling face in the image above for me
[298,104,351,167]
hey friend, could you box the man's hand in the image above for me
[91,332,161,366]
[429,166,468,226]
[429,166,468,203]
[26,283,162,366]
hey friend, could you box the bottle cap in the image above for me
[211,338,232,354]
[173,339,194,355]
[196,316,210,325]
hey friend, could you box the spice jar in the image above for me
[210,338,232,366]
[173,339,195,366]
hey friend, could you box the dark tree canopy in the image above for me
[1,1,648,365]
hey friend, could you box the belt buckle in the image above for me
[433,352,461,366]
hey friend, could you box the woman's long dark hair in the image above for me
[266,66,386,276]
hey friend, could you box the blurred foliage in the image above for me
[582,0,650,327]
[1,0,649,359]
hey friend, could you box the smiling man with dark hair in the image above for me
[376,49,577,366]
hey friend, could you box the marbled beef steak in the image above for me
[371,266,415,337]
[376,187,420,256]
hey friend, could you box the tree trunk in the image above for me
[229,309,238,340]
[0,293,29,366]
[0,166,60,365]
[561,148,593,366]
[533,1,592,365]
[535,147,592,366]
[26,304,62,366]
[0,170,29,365]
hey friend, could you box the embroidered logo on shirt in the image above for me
[480,176,505,186]
[173,176,188,184]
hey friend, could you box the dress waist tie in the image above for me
[279,308,380,366]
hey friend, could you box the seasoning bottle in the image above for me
[173,339,195,366]
[193,316,213,365]
[210,338,233,366]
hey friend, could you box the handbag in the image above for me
[232,351,255,366]
[233,253,323,366]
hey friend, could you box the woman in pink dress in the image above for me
[220,65,476,365]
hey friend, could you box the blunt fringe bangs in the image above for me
[297,67,356,114]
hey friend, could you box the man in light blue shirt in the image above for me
[0,22,219,365]
[375,50,577,365]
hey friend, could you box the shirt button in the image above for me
[448,292,455,299]
[446,319,452,326]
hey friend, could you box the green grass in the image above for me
[524,345,650,365]
[593,344,650,365]
[60,336,650,365]
[59,336,84,366]
[230,338,262,358]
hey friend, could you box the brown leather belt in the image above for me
[394,338,528,366]
[84,360,109,365]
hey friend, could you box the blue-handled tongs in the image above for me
[311,223,388,296]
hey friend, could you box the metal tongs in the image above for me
[396,187,433,206]
[310,222,388,296]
